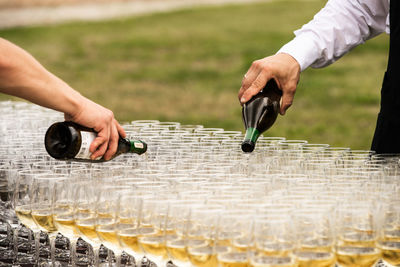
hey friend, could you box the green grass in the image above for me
[0,0,389,149]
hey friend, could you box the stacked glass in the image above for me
[0,100,399,267]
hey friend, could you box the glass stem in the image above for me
[108,248,113,267]
[34,231,41,264]
[116,252,121,267]
[70,237,77,267]
[91,244,100,267]
[12,225,19,264]
[48,233,57,267]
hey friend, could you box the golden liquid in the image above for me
[119,216,133,224]
[257,242,294,257]
[379,241,400,266]
[32,210,57,232]
[54,213,78,238]
[76,218,100,243]
[77,207,91,214]
[166,239,188,262]
[97,211,113,219]
[165,227,176,236]
[299,238,333,253]
[340,232,377,247]
[187,239,209,249]
[118,229,141,253]
[232,237,251,252]
[97,225,119,249]
[249,256,297,267]
[188,246,218,267]
[383,228,400,242]
[139,235,167,257]
[15,205,37,229]
[218,231,242,247]
[295,251,335,267]
[218,252,248,267]
[53,203,72,213]
[335,246,381,267]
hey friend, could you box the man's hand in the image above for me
[64,98,126,161]
[238,53,301,115]
[0,38,126,161]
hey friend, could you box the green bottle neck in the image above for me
[129,140,147,155]
[244,127,260,143]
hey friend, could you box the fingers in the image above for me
[239,59,274,105]
[115,119,126,138]
[238,64,260,102]
[240,71,271,104]
[103,125,119,161]
[239,54,301,115]
[279,87,295,115]
[90,135,109,160]
[66,97,126,161]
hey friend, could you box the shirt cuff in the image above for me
[277,33,322,72]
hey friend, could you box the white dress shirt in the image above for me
[278,0,390,71]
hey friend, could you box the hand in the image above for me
[0,38,126,160]
[238,53,301,115]
[64,98,126,161]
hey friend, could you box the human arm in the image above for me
[239,0,389,114]
[0,38,126,160]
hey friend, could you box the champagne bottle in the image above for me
[241,79,282,153]
[44,121,147,162]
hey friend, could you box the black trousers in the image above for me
[371,0,400,154]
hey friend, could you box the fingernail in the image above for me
[240,97,246,103]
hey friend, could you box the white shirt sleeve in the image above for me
[277,0,390,71]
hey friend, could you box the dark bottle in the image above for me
[241,79,282,153]
[44,121,147,162]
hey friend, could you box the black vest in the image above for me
[371,0,400,153]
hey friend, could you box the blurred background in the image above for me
[0,0,389,149]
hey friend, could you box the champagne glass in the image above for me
[137,197,170,266]
[345,150,375,160]
[186,204,223,267]
[130,120,160,129]
[250,205,297,267]
[216,209,253,267]
[13,169,51,265]
[335,201,382,267]
[165,200,196,267]
[152,121,181,131]
[293,204,336,267]
[95,185,131,267]
[30,173,67,266]
[74,178,102,267]
[12,170,47,262]
[178,124,204,133]
[194,127,224,136]
[0,165,16,225]
[378,200,400,266]
[53,175,83,267]
[117,193,144,263]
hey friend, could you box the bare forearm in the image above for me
[0,38,84,116]
[0,38,126,160]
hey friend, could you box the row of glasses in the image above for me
[53,184,397,267]
[7,170,400,267]
[1,101,400,267]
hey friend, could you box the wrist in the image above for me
[276,52,301,75]
[277,34,320,71]
[49,76,86,120]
